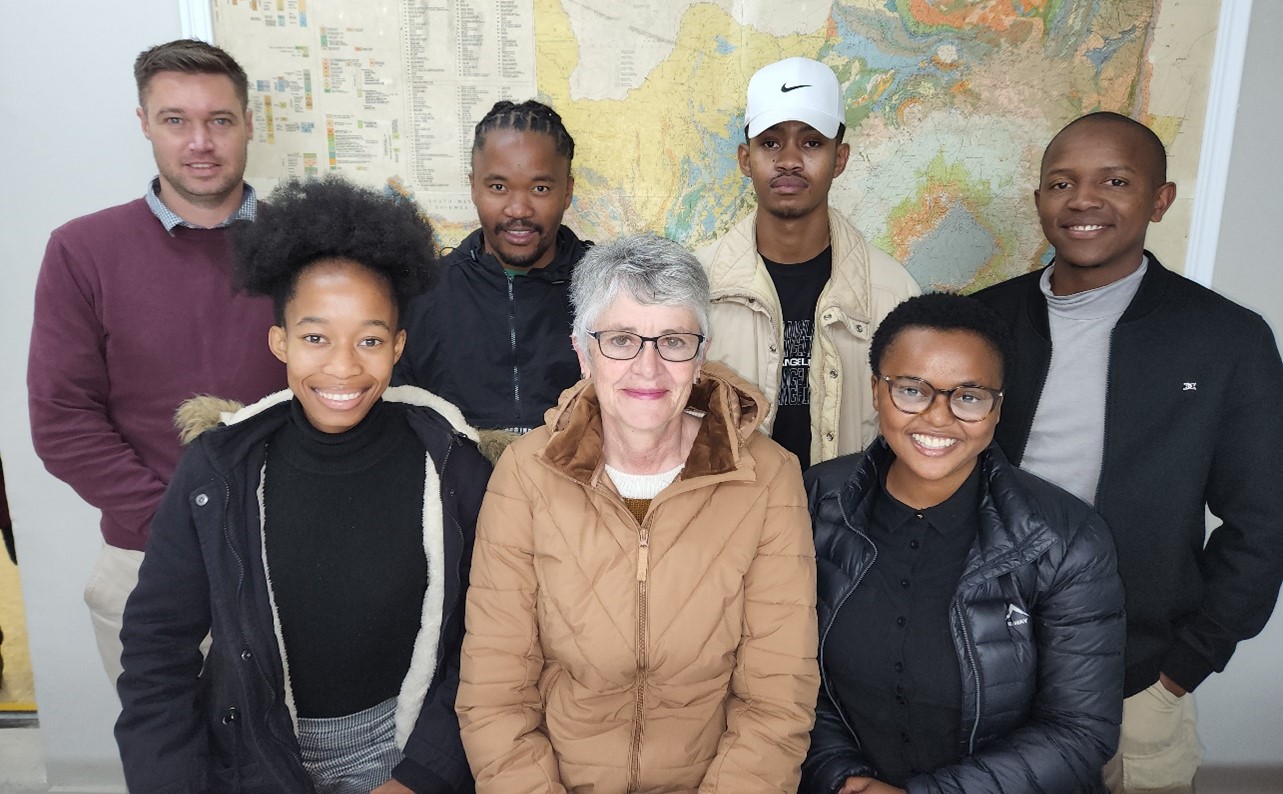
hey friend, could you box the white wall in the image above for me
[1200,0,1283,768]
[0,0,181,785]
[0,0,1279,784]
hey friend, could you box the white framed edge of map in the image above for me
[1185,0,1254,287]
[181,0,214,45]
[181,0,1253,287]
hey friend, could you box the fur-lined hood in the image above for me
[173,385,520,462]
[536,360,770,486]
[141,384,490,769]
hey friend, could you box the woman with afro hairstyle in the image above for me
[115,176,491,794]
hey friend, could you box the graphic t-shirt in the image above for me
[763,247,832,469]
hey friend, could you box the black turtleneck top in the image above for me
[263,399,428,718]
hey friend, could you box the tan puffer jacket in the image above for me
[457,362,819,793]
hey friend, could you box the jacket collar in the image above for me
[705,207,875,324]
[187,386,478,474]
[837,441,1055,582]
[537,361,769,486]
[1023,250,1173,338]
[456,225,589,282]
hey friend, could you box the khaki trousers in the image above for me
[83,543,144,687]
[1103,680,1202,793]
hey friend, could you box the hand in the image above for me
[839,777,906,794]
[1159,672,1187,698]
[369,779,414,794]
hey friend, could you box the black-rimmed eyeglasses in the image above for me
[880,375,1003,422]
[589,330,705,362]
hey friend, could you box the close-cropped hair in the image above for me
[134,39,250,109]
[472,99,575,163]
[870,292,1014,383]
[234,175,438,326]
[1048,111,1168,184]
[570,234,711,352]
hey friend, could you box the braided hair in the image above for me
[472,99,575,163]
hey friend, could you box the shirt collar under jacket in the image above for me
[145,177,258,235]
[874,460,983,538]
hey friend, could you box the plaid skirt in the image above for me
[297,696,401,793]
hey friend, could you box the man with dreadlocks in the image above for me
[396,99,591,435]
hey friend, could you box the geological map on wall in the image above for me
[213,0,1220,289]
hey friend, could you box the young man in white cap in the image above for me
[700,56,919,469]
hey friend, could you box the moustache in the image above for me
[496,221,545,234]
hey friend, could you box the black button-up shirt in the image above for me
[823,464,982,786]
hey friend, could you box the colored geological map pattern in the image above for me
[217,0,1219,290]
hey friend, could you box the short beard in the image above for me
[763,202,813,221]
[495,243,553,269]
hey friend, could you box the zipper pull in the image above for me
[637,531,650,582]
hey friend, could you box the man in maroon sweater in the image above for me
[26,39,285,685]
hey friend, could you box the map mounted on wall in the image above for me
[213,0,1220,290]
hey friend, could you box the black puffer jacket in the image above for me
[801,441,1124,794]
[395,226,590,432]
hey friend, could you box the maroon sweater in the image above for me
[28,198,285,550]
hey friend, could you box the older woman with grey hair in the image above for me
[457,233,820,793]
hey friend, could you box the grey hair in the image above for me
[570,234,711,355]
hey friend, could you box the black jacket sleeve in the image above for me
[801,454,879,794]
[800,683,877,793]
[1164,318,1283,690]
[114,445,218,793]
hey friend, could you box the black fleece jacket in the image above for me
[396,226,591,431]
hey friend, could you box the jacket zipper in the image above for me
[219,474,266,691]
[217,476,251,786]
[628,518,651,791]
[225,466,304,768]
[818,514,877,749]
[507,274,521,423]
[953,599,982,753]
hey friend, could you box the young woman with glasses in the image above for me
[801,293,1125,794]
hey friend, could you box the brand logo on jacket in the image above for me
[1183,382,1197,391]
[1006,604,1029,628]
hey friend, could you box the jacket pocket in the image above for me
[205,705,248,791]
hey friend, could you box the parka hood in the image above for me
[538,360,770,484]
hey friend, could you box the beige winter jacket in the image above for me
[457,362,819,793]
[698,209,921,463]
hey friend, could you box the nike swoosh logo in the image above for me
[780,83,811,92]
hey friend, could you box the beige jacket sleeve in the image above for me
[699,447,821,792]
[456,448,568,794]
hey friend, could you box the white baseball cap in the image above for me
[745,57,844,139]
